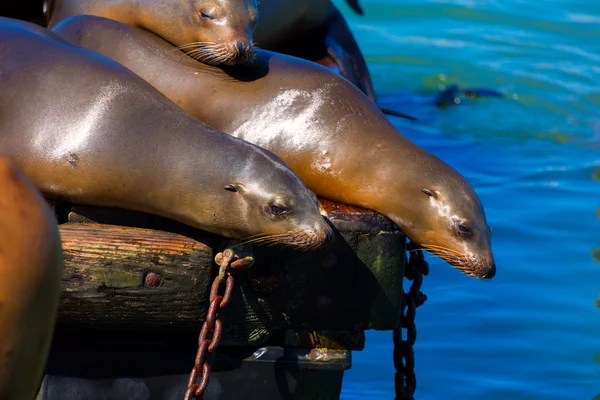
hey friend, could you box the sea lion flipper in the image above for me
[378,106,419,122]
[323,5,377,102]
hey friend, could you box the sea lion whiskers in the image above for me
[187,48,224,65]
[172,41,216,52]
[180,40,256,65]
[419,243,464,257]
[420,243,493,279]
[237,232,293,245]
[237,225,332,251]
[186,43,229,64]
[238,233,304,247]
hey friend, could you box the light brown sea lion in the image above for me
[0,158,64,400]
[44,0,258,65]
[0,17,333,250]
[54,16,496,278]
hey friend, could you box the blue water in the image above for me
[333,1,600,399]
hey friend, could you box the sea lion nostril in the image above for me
[484,262,497,279]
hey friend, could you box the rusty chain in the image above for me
[184,248,253,400]
[394,241,429,400]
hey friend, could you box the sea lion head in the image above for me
[218,150,334,251]
[395,164,495,279]
[184,0,258,66]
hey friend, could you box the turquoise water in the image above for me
[334,1,600,399]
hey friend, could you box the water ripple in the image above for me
[337,0,600,398]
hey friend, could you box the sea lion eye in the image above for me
[200,9,216,20]
[421,188,436,198]
[269,203,289,216]
[223,184,237,192]
[457,224,473,237]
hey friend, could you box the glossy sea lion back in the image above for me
[0,158,64,399]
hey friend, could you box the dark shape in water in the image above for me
[592,248,600,264]
[435,84,504,108]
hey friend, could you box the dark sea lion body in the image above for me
[45,0,258,65]
[54,16,495,278]
[252,0,330,50]
[0,158,63,399]
[253,0,378,102]
[0,17,332,249]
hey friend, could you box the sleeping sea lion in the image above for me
[0,17,333,251]
[45,0,259,65]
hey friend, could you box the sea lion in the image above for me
[0,17,332,250]
[54,16,496,278]
[0,158,64,399]
[44,0,258,65]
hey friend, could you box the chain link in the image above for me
[184,248,253,400]
[394,241,429,400]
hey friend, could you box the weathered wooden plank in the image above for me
[57,224,214,331]
[50,199,406,347]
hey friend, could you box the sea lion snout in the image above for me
[314,219,336,248]
[291,221,335,251]
[279,213,335,251]
[229,39,255,64]
[457,254,496,279]
[482,261,496,279]
[403,182,496,279]
[190,0,257,65]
